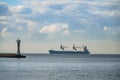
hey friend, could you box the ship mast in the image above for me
[73,44,81,51]
[60,44,68,51]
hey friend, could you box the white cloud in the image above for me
[103,26,111,32]
[90,10,120,17]
[103,26,120,39]
[62,29,70,35]
[17,20,40,32]
[39,23,69,34]
[1,27,10,37]
[23,0,120,17]
[24,0,52,14]
[0,16,12,24]
[23,0,81,14]
[10,5,32,14]
[0,16,11,20]
[74,30,84,33]
[10,6,24,13]
[27,21,38,31]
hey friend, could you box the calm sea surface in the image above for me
[0,54,120,80]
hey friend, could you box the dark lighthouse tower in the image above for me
[16,38,21,56]
[16,39,26,58]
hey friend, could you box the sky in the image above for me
[0,0,120,54]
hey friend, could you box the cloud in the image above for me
[102,26,120,40]
[39,23,69,34]
[62,29,70,35]
[27,21,39,31]
[90,10,120,17]
[103,26,111,32]
[0,0,120,41]
[6,0,120,19]
[1,27,10,37]
[74,30,84,33]
[10,6,32,14]
[88,1,120,17]
[23,0,80,14]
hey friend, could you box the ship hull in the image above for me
[49,50,90,54]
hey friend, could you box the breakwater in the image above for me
[0,53,26,58]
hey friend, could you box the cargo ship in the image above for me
[49,44,90,54]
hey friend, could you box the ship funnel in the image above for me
[84,46,89,53]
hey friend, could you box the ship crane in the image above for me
[73,45,81,51]
[60,44,68,51]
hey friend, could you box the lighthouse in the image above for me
[16,38,21,56]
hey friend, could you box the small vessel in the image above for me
[49,44,90,54]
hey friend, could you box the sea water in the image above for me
[0,54,120,80]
